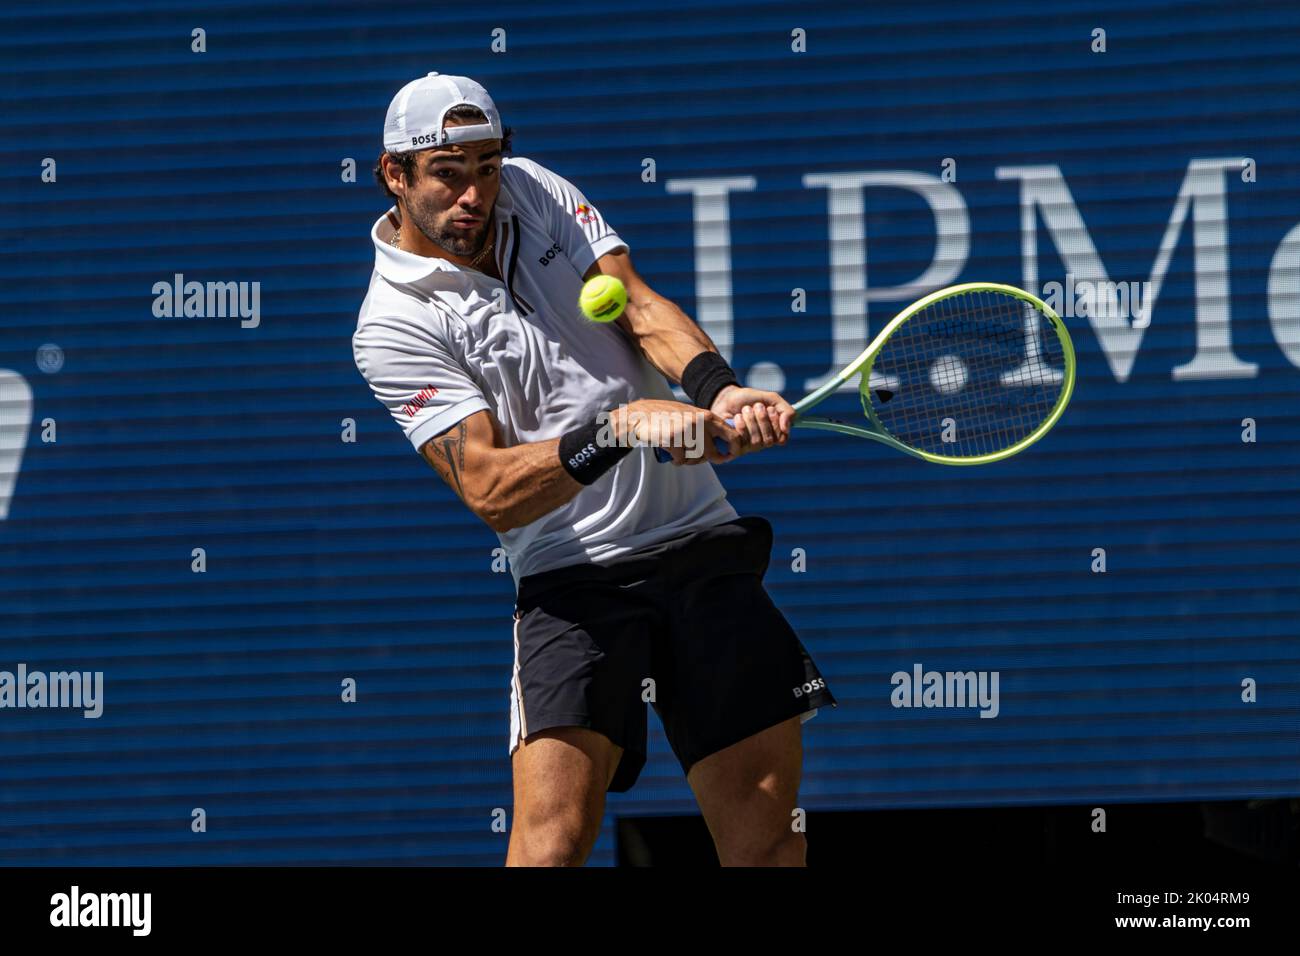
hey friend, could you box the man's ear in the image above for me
[382,153,405,198]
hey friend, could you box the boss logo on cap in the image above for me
[410,132,441,147]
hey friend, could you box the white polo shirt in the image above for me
[353,156,737,586]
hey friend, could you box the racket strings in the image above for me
[862,290,1067,458]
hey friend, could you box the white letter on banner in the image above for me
[1267,221,1300,369]
[996,160,1255,382]
[664,177,758,362]
[0,370,33,520]
[801,171,968,392]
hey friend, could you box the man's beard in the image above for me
[404,198,493,258]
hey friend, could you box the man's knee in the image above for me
[506,727,623,866]
[509,802,602,866]
[703,769,806,866]
[717,824,806,867]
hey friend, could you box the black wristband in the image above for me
[559,415,633,485]
[681,351,739,409]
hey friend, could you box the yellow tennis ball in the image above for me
[579,274,627,322]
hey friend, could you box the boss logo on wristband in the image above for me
[567,442,598,468]
[559,423,631,485]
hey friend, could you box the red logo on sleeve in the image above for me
[575,203,597,226]
[402,385,439,418]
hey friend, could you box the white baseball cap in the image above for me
[383,72,503,154]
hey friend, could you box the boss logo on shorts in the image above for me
[792,678,826,698]
[567,442,599,468]
[538,241,563,266]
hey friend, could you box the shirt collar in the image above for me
[371,179,517,287]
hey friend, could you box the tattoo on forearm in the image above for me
[427,422,468,498]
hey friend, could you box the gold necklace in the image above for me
[467,233,495,270]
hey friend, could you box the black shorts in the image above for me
[508,515,837,792]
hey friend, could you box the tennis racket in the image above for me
[655,282,1076,465]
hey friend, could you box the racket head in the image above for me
[797,283,1075,465]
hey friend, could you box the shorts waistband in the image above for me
[515,515,773,608]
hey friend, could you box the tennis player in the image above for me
[353,72,836,866]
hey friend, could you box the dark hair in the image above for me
[373,105,514,200]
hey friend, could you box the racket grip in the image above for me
[652,419,734,463]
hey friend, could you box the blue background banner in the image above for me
[1,0,1297,865]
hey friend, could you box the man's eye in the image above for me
[482,166,499,176]
[435,169,455,179]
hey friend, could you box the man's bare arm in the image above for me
[584,250,795,446]
[420,402,727,531]
[420,410,579,533]
[586,250,716,383]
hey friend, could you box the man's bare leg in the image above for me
[506,726,624,866]
[686,716,806,866]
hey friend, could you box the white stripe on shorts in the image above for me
[508,612,528,754]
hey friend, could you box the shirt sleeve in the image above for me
[353,314,491,454]
[505,157,628,276]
